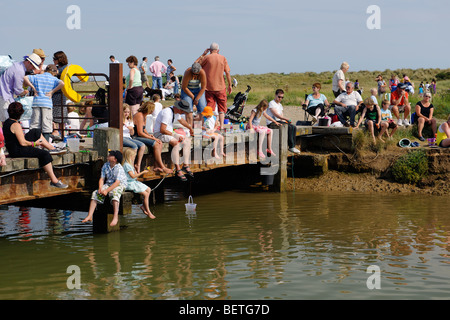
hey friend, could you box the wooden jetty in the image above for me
[0,63,356,232]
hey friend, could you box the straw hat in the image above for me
[25,53,42,70]
[33,48,46,58]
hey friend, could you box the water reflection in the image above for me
[0,191,449,300]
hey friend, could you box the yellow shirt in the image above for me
[436,123,448,145]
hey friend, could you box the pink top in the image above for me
[149,61,167,77]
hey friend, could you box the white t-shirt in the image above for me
[153,102,163,117]
[335,91,362,106]
[332,69,345,92]
[153,107,174,134]
[67,111,80,133]
[123,119,133,138]
[266,100,283,125]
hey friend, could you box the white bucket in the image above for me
[185,196,197,212]
[67,138,80,152]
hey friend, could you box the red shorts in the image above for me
[205,89,227,113]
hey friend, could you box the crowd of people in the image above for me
[0,48,449,224]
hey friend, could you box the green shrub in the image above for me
[392,149,428,184]
[436,71,450,81]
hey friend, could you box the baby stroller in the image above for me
[225,85,251,123]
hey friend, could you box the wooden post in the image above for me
[273,124,288,192]
[109,63,123,152]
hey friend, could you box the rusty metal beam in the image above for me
[108,63,123,152]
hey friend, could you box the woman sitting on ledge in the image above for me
[415,93,437,141]
[133,101,172,174]
[436,115,450,148]
[3,102,68,188]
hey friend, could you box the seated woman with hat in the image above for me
[153,100,194,182]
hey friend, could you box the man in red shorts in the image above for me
[196,43,232,129]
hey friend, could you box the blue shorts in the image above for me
[123,137,145,149]
[181,87,207,113]
[134,136,156,148]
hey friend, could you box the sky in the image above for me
[1,0,449,76]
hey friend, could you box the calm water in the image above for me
[0,190,449,300]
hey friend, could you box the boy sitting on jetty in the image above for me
[82,150,128,227]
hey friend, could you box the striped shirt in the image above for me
[187,79,201,90]
[27,73,62,108]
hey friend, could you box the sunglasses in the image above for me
[277,95,284,99]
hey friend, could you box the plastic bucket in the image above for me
[427,138,436,146]
[398,138,411,148]
[67,138,80,152]
[185,196,197,212]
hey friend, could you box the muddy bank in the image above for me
[286,171,449,196]
[286,150,450,196]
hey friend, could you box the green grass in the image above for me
[74,67,450,117]
[232,68,450,119]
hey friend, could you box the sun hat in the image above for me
[174,99,192,113]
[32,48,46,58]
[25,53,42,70]
[201,106,214,117]
[397,83,407,90]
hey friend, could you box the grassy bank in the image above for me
[231,67,450,118]
[75,67,450,118]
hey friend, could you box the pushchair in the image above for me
[225,85,251,123]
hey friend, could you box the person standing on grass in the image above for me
[332,62,349,98]
[139,57,150,88]
[195,42,232,130]
[149,56,167,90]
